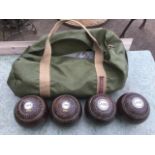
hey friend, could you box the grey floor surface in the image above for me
[0,50,155,135]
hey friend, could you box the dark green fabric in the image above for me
[7,28,128,97]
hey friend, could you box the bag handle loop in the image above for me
[47,20,100,47]
[40,19,106,96]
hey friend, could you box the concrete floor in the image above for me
[1,19,155,58]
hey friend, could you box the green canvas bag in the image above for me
[7,20,128,98]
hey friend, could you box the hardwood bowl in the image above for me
[85,94,116,122]
[50,95,82,124]
[14,95,48,126]
[117,92,150,122]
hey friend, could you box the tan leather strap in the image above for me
[39,19,106,96]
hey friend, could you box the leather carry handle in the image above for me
[40,19,107,97]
